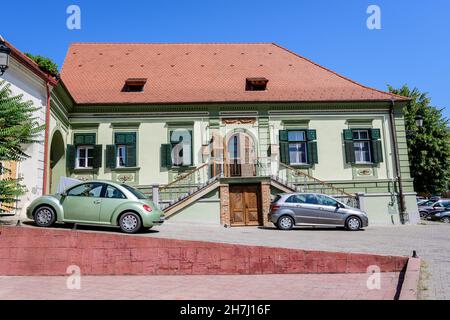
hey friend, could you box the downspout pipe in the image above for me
[389,99,407,224]
[42,81,51,195]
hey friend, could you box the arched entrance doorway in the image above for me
[225,131,257,177]
[49,130,65,194]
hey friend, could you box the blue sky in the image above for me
[2,0,449,118]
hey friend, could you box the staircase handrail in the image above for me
[279,162,355,198]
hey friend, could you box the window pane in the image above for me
[117,146,126,167]
[317,195,338,207]
[288,131,305,142]
[68,183,103,197]
[87,158,94,168]
[78,158,86,168]
[79,148,86,158]
[353,130,369,140]
[105,185,126,199]
[304,194,319,205]
[87,148,94,158]
[359,131,369,140]
[289,142,307,164]
[354,141,371,163]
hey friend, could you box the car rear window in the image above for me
[121,184,147,199]
[272,195,282,204]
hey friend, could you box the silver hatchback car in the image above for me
[269,193,369,231]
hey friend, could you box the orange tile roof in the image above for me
[61,42,408,105]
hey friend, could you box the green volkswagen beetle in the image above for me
[26,181,165,233]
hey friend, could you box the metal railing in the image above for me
[277,163,359,208]
[158,163,219,209]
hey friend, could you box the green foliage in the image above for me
[24,53,59,78]
[0,80,44,212]
[388,85,450,196]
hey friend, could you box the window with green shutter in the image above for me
[114,132,137,168]
[279,129,318,166]
[70,133,102,170]
[343,128,383,165]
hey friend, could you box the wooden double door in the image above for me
[229,184,262,226]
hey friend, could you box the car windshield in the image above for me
[420,200,434,206]
[121,184,147,199]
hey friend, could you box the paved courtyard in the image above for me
[0,273,400,300]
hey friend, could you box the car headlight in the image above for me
[434,213,441,217]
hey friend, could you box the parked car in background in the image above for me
[27,181,165,233]
[418,199,450,219]
[416,196,427,203]
[417,199,431,206]
[427,210,450,223]
[269,193,369,231]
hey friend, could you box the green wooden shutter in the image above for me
[306,129,317,141]
[279,130,288,142]
[161,144,172,168]
[371,140,383,164]
[307,141,318,164]
[74,133,96,145]
[344,141,356,164]
[343,129,353,140]
[106,145,116,169]
[370,128,381,140]
[279,141,290,165]
[115,133,126,145]
[66,145,76,170]
[92,145,103,169]
[126,144,137,167]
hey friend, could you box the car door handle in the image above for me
[93,200,101,205]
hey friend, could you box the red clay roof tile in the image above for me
[60,42,408,105]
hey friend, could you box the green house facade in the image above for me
[46,43,419,226]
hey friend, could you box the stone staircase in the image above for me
[142,161,359,218]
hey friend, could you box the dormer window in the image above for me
[122,78,147,92]
[246,77,268,91]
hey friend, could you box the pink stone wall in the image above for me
[0,226,408,276]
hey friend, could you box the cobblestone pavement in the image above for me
[0,273,400,300]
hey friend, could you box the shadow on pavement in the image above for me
[21,220,160,235]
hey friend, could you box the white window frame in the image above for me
[353,130,372,164]
[76,146,94,169]
[287,130,308,165]
[116,145,127,168]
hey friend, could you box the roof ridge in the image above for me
[69,42,274,46]
[271,43,409,101]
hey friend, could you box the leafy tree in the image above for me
[388,85,450,196]
[25,53,59,78]
[0,80,44,212]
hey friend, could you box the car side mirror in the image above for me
[61,191,67,197]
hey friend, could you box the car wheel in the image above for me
[119,212,142,234]
[277,216,294,230]
[419,211,428,219]
[441,217,450,224]
[34,206,56,228]
[346,216,361,231]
